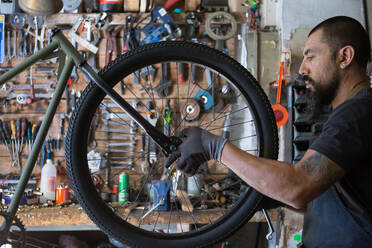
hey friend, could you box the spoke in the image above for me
[230,134,257,142]
[199,104,248,128]
[198,92,243,129]
[175,186,198,230]
[153,211,161,231]
[205,120,254,132]
[167,199,174,233]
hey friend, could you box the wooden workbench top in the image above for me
[15,203,278,227]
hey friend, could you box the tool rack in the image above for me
[0,8,273,229]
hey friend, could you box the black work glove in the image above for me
[164,127,227,176]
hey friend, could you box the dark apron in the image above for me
[299,80,372,247]
[300,185,372,247]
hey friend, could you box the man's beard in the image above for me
[305,70,340,122]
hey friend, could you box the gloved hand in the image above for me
[164,127,227,176]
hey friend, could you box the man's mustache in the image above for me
[298,74,314,84]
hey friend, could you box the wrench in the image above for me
[106,136,134,141]
[7,30,11,59]
[18,30,23,57]
[104,142,136,147]
[12,30,17,58]
[4,81,56,93]
[33,16,39,53]
[100,100,140,109]
[8,92,52,104]
[101,110,130,120]
[25,75,52,80]
[39,24,46,49]
[104,120,135,127]
[103,127,135,134]
[23,31,27,56]
[106,149,136,153]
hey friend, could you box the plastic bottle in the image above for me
[40,154,57,203]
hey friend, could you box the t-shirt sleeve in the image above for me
[310,102,367,172]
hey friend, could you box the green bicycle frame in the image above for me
[0,31,84,222]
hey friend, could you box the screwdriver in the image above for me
[31,122,40,166]
[10,119,19,167]
[21,118,27,153]
[16,118,21,152]
[2,121,15,166]
[27,121,32,153]
[2,121,12,158]
[31,121,41,148]
[0,119,12,163]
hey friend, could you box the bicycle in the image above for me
[0,28,278,247]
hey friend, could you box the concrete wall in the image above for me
[280,0,366,73]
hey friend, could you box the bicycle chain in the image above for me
[0,211,26,248]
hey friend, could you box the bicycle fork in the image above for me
[80,63,182,156]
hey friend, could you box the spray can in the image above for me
[99,0,123,12]
[118,173,129,203]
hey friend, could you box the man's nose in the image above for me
[298,60,308,75]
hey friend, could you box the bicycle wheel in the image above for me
[65,41,278,248]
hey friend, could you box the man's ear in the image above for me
[338,45,355,69]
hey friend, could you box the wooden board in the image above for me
[18,204,278,226]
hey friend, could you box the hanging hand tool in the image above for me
[146,101,159,165]
[7,92,53,104]
[271,51,291,127]
[68,15,98,54]
[7,30,11,59]
[20,118,27,154]
[141,133,149,174]
[12,29,16,57]
[162,99,172,136]
[3,81,55,93]
[16,118,21,152]
[0,119,13,164]
[140,66,156,84]
[71,89,76,111]
[18,30,23,57]
[2,121,15,166]
[105,25,121,65]
[0,15,4,62]
[23,30,27,56]
[26,121,32,154]
[135,6,181,46]
[123,15,137,52]
[10,119,19,168]
[31,122,40,150]
[154,63,172,97]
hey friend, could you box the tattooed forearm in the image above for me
[301,152,336,184]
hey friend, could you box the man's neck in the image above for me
[332,71,368,108]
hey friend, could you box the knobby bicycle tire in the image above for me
[65,41,278,248]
